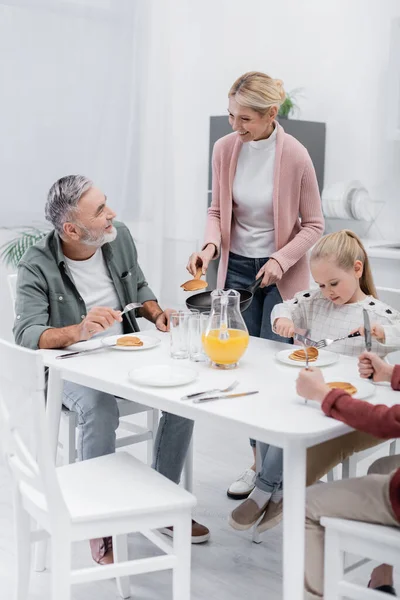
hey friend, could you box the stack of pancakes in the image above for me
[116,336,144,347]
[289,347,319,362]
[327,381,357,395]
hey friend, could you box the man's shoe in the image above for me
[227,468,256,500]
[89,537,114,565]
[256,499,283,533]
[160,519,210,544]
[229,497,269,531]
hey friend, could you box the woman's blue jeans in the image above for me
[225,251,290,493]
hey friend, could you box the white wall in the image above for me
[161,0,400,295]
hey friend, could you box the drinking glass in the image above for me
[170,310,199,359]
[188,312,210,362]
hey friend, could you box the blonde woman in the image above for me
[187,71,324,498]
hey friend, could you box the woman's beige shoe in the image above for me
[256,499,283,533]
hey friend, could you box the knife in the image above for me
[363,308,373,379]
[56,345,117,359]
[193,391,259,403]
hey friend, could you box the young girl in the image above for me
[229,230,400,534]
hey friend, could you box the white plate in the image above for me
[101,333,160,351]
[128,365,198,387]
[326,379,375,401]
[276,348,339,367]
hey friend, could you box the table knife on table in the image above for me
[193,391,259,403]
[362,308,373,379]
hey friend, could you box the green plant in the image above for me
[278,88,303,119]
[0,226,49,269]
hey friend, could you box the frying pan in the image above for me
[185,277,263,314]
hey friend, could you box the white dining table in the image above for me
[40,333,398,600]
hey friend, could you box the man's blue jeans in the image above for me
[63,381,194,484]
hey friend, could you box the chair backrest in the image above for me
[8,273,17,318]
[376,286,400,311]
[0,338,68,523]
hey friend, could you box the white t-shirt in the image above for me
[230,125,277,258]
[65,249,124,338]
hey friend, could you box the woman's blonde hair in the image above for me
[310,230,377,298]
[229,71,286,115]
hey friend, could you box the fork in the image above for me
[120,302,143,316]
[315,331,361,349]
[181,380,239,401]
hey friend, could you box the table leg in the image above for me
[34,367,63,572]
[283,439,307,600]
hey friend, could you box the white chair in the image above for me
[7,273,157,466]
[0,338,196,600]
[322,516,400,600]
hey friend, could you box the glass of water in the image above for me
[188,312,210,362]
[170,310,199,359]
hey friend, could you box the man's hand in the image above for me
[350,323,386,343]
[296,367,331,403]
[256,258,283,288]
[79,306,122,340]
[358,351,394,382]
[274,317,295,338]
[155,308,174,332]
[186,244,216,277]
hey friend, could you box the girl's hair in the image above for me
[310,230,377,298]
[229,71,286,115]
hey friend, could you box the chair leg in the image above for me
[51,537,72,600]
[146,409,159,466]
[390,439,398,456]
[324,529,344,600]
[33,527,47,572]
[252,525,261,544]
[183,436,193,493]
[59,411,77,465]
[172,514,191,600]
[66,413,77,464]
[13,486,32,600]
[327,468,335,482]
[341,457,356,479]
[114,534,131,599]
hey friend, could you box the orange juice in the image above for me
[202,329,249,365]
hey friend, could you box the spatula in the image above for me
[180,267,208,292]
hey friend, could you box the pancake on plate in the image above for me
[327,381,357,395]
[116,336,144,347]
[289,347,319,362]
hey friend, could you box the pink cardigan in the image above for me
[203,122,325,300]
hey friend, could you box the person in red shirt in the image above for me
[296,351,400,599]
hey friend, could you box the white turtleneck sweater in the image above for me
[230,125,277,258]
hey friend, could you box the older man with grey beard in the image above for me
[13,175,210,564]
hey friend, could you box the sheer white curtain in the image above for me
[0,0,173,300]
[0,0,176,339]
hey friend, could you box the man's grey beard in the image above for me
[78,223,117,247]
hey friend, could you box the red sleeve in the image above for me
[321,386,400,439]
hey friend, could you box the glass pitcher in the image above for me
[202,289,249,369]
